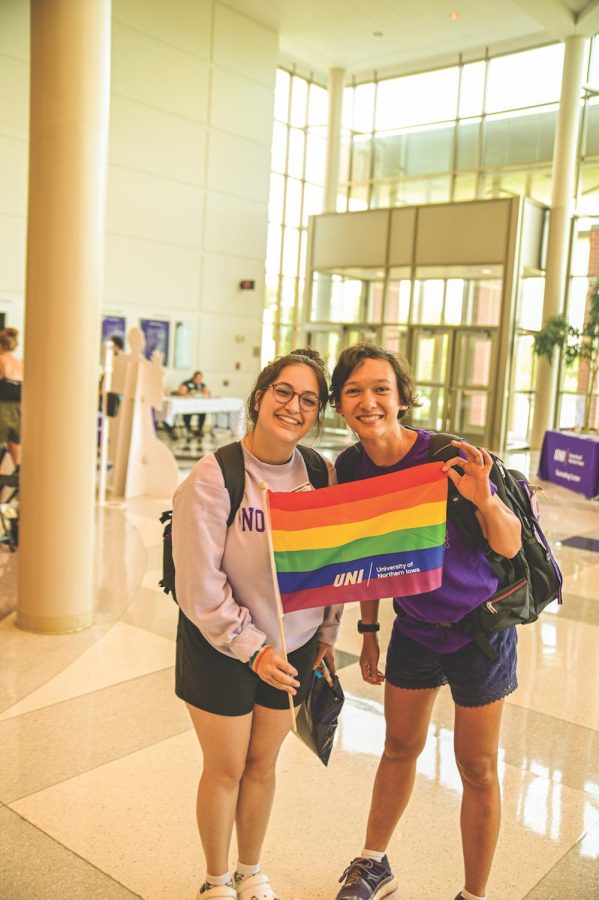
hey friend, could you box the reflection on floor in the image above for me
[1,440,598,899]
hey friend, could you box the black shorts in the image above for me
[385,626,518,708]
[175,610,318,716]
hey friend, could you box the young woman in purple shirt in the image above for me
[331,343,522,900]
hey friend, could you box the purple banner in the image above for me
[538,430,599,499]
[101,316,125,347]
[140,318,170,366]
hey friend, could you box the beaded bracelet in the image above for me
[248,643,271,674]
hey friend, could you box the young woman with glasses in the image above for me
[172,349,342,900]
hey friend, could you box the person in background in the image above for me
[172,349,342,900]
[330,343,521,900]
[0,327,23,467]
[104,334,124,417]
[178,370,211,435]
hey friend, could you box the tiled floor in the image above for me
[1,438,598,899]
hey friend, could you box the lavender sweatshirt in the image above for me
[172,444,343,662]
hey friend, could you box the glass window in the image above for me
[517,277,545,331]
[331,276,363,322]
[374,124,454,179]
[413,280,444,324]
[280,277,297,324]
[382,326,408,357]
[386,278,411,323]
[485,44,564,113]
[281,226,300,278]
[271,122,287,174]
[582,101,599,156]
[512,334,537,390]
[453,173,477,201]
[375,67,459,130]
[456,333,493,386]
[467,279,502,326]
[290,75,308,126]
[342,86,354,129]
[284,177,302,227]
[299,231,308,280]
[353,83,376,132]
[365,281,384,322]
[456,120,479,170]
[302,182,323,226]
[568,277,593,330]
[351,135,372,181]
[274,70,290,123]
[444,280,464,324]
[287,127,305,178]
[339,128,352,184]
[371,181,397,208]
[570,228,593,277]
[348,183,370,210]
[483,106,557,168]
[459,61,486,118]
[305,130,326,185]
[577,161,599,215]
[308,83,328,126]
[400,175,451,205]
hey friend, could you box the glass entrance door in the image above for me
[306,324,380,429]
[409,326,496,445]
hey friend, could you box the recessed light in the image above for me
[449,10,460,21]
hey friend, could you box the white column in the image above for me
[323,67,345,213]
[530,35,587,448]
[18,0,111,632]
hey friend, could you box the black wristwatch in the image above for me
[357,620,380,633]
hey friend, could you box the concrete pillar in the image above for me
[17,0,111,632]
[530,35,587,448]
[323,67,345,213]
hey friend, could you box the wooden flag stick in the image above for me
[260,481,297,733]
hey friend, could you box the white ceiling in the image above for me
[225,0,599,81]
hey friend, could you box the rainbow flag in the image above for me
[267,462,448,613]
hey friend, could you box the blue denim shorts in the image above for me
[385,626,518,708]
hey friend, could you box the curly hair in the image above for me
[330,342,420,419]
[247,348,329,431]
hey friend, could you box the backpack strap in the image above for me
[297,444,329,489]
[214,441,245,527]
[335,442,363,484]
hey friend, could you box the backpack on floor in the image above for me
[336,433,563,659]
[159,440,329,604]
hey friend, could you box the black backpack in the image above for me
[336,433,563,660]
[159,440,329,604]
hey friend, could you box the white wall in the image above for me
[0,0,278,396]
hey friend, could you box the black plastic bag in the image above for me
[296,666,344,766]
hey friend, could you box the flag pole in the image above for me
[260,481,297,733]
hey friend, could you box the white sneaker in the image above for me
[235,872,280,900]
[198,883,237,899]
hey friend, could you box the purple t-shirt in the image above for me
[335,428,499,653]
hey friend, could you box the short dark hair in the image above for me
[330,342,420,420]
[247,348,329,431]
[110,334,124,351]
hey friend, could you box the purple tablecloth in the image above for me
[538,430,599,499]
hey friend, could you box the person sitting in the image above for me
[0,327,24,468]
[177,370,211,435]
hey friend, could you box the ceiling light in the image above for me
[449,10,460,21]
[373,30,383,38]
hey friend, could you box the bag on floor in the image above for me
[159,441,329,603]
[296,663,344,766]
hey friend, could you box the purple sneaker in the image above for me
[335,856,397,900]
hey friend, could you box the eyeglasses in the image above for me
[269,382,320,412]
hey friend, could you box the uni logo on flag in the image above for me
[267,461,448,613]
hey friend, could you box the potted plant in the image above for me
[533,278,599,432]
